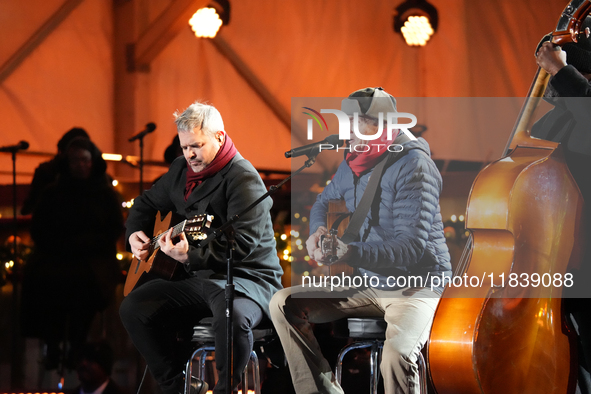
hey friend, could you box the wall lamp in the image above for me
[393,0,438,46]
[189,0,230,38]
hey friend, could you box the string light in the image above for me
[102,153,122,161]
[121,200,135,210]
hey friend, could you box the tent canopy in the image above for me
[0,0,568,184]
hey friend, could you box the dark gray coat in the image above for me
[125,153,282,317]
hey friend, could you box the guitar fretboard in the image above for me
[149,220,186,252]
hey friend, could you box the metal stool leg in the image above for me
[418,351,427,394]
[336,339,428,394]
[199,346,213,381]
[250,350,260,394]
[242,361,249,394]
[186,344,214,393]
[185,348,203,394]
[187,344,266,394]
[241,350,260,394]
[335,341,374,385]
[369,341,382,394]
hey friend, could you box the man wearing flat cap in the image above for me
[270,87,451,394]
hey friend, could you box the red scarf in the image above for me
[346,130,399,176]
[184,133,237,200]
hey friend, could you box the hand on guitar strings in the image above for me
[130,231,150,261]
[306,226,351,266]
[158,227,190,265]
[536,41,567,76]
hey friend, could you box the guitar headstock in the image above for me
[185,214,214,241]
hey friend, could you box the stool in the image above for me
[334,317,427,394]
[184,317,275,394]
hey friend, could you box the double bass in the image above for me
[428,2,590,393]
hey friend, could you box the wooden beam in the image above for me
[210,35,307,146]
[113,0,138,183]
[134,0,208,70]
[0,0,84,84]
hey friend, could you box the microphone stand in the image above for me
[128,134,147,195]
[139,136,145,195]
[129,123,156,195]
[197,153,319,394]
[11,149,18,280]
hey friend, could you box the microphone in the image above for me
[0,140,30,152]
[285,134,344,158]
[128,122,156,142]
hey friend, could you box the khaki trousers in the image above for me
[269,285,439,394]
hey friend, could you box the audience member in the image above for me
[69,341,126,394]
[21,137,124,370]
[21,127,89,215]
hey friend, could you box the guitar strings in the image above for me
[149,215,206,251]
[150,221,186,251]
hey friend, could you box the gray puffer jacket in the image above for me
[310,137,452,293]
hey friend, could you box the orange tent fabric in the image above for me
[0,0,568,184]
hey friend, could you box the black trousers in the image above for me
[120,276,263,394]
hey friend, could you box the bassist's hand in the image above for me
[130,231,150,261]
[536,41,567,76]
[158,228,189,265]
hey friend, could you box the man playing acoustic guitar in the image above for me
[120,101,283,394]
[270,87,451,394]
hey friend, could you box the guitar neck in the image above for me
[150,220,187,252]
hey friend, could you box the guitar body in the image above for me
[327,199,354,277]
[124,212,178,296]
[123,211,213,296]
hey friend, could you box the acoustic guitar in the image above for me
[123,211,213,296]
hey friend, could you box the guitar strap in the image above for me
[340,134,412,244]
